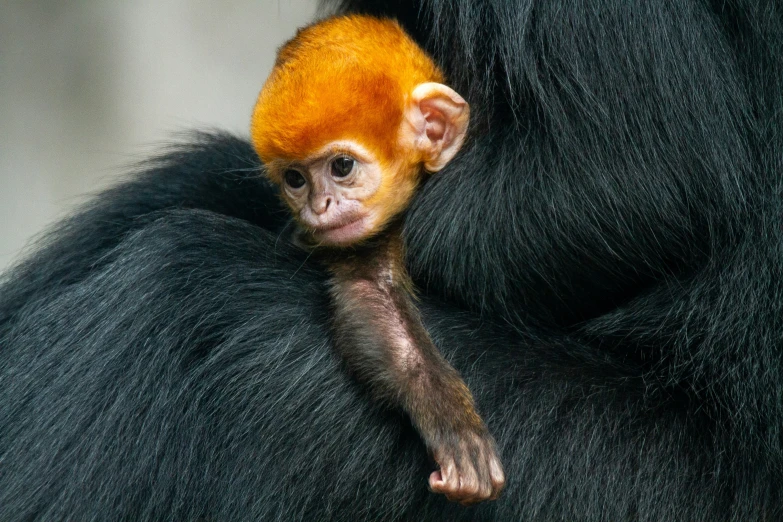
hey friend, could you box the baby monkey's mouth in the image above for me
[318,214,364,231]
[311,214,370,245]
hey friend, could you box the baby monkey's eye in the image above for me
[284,169,306,189]
[331,156,355,178]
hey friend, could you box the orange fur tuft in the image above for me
[250,15,444,178]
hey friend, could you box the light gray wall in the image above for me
[0,0,319,270]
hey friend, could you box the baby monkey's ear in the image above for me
[404,83,470,172]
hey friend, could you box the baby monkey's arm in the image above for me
[325,229,505,505]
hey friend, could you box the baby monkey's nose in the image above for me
[312,195,333,215]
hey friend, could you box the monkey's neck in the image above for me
[323,229,408,291]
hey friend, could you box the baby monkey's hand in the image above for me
[429,424,505,505]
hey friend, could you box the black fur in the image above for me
[1,0,782,519]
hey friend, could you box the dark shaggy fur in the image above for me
[1,0,781,520]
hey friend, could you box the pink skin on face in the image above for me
[278,141,384,246]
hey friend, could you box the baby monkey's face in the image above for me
[270,140,418,246]
[255,81,470,246]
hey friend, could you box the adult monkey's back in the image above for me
[1,1,781,521]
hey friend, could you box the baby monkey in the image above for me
[251,15,504,505]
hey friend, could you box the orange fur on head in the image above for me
[250,15,444,180]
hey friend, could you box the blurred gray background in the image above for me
[0,0,320,270]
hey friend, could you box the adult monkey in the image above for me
[0,0,781,521]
